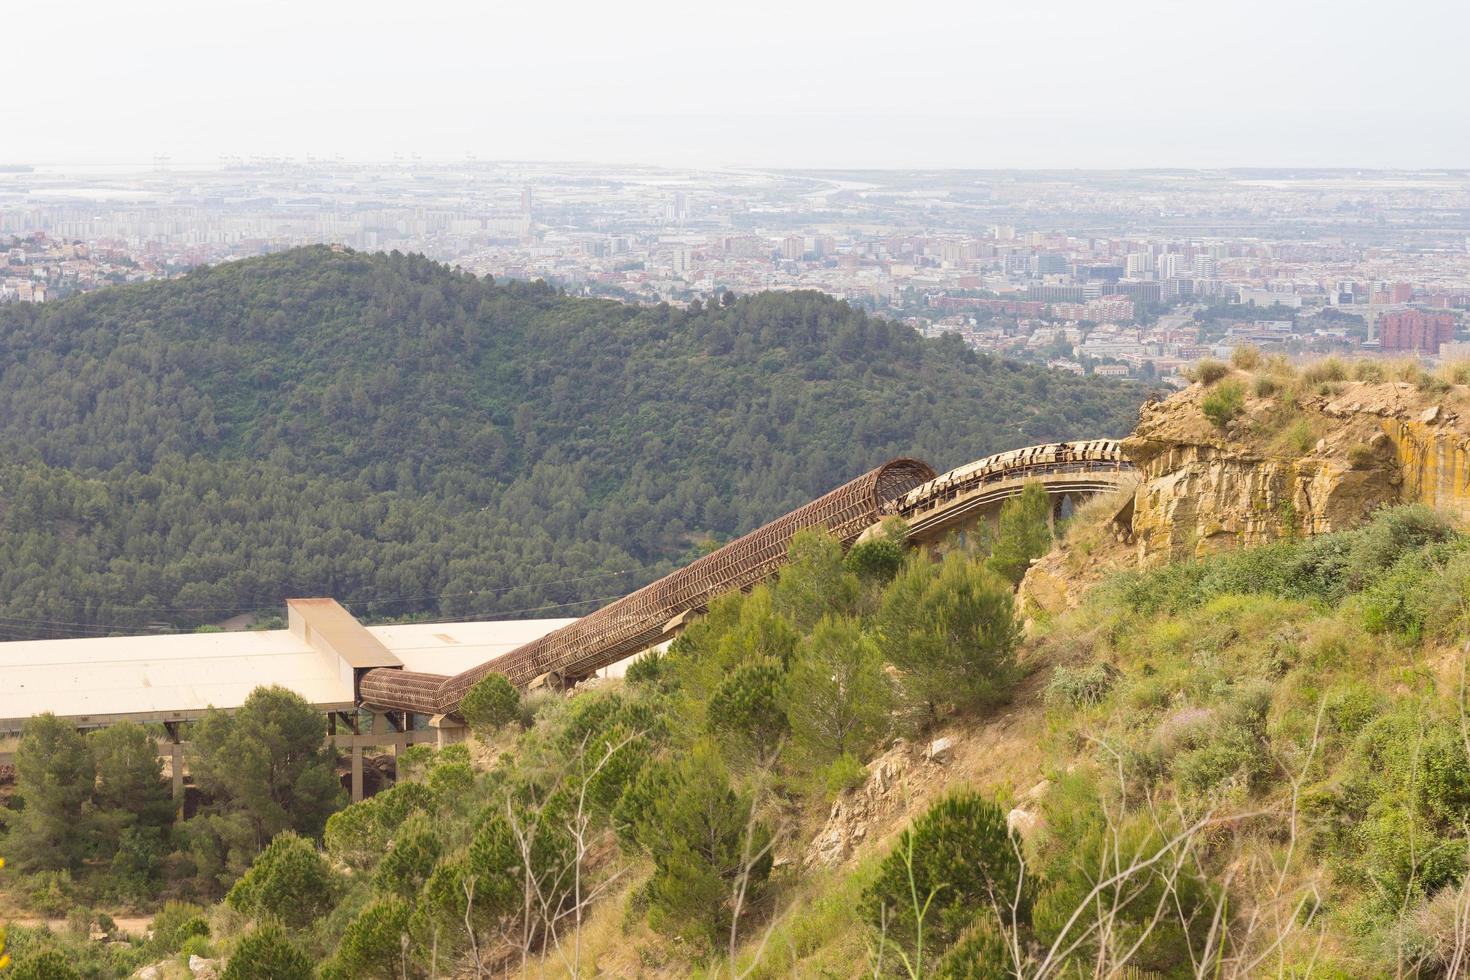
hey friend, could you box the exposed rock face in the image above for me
[1122,377,1413,565]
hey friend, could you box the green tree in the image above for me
[89,722,174,844]
[222,922,314,980]
[373,814,443,900]
[706,657,789,760]
[862,792,1026,970]
[7,714,92,870]
[986,481,1053,585]
[773,530,860,631]
[329,897,413,979]
[459,673,520,732]
[226,831,337,929]
[877,553,1020,725]
[190,685,344,846]
[784,615,894,763]
[636,741,773,946]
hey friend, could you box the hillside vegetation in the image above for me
[0,247,1149,634]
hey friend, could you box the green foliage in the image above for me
[329,896,413,980]
[845,536,905,585]
[706,657,789,759]
[189,685,344,848]
[784,615,894,763]
[773,530,860,632]
[225,831,337,929]
[987,482,1054,586]
[1032,790,1215,975]
[0,249,1148,638]
[1201,379,1245,428]
[372,815,443,900]
[6,714,92,871]
[1193,358,1230,384]
[635,741,773,947]
[7,948,81,980]
[459,673,520,732]
[222,922,313,980]
[862,791,1024,968]
[148,901,210,955]
[877,552,1020,725]
[1043,661,1118,708]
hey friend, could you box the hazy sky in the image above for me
[12,0,1468,169]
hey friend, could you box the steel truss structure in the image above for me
[359,442,1133,717]
[359,457,937,715]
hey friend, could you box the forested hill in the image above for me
[0,246,1152,634]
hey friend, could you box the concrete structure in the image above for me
[0,600,573,800]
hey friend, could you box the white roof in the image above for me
[0,617,575,731]
[368,619,577,677]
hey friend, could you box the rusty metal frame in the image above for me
[359,457,936,714]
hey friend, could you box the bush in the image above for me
[8,948,81,980]
[785,615,894,764]
[1253,375,1280,398]
[823,752,869,796]
[329,897,413,979]
[706,657,789,758]
[1347,442,1378,470]
[624,649,669,688]
[862,792,1024,967]
[1044,662,1119,708]
[149,900,209,954]
[223,922,314,980]
[226,831,337,929]
[1301,357,1348,384]
[459,672,520,732]
[845,536,905,584]
[178,933,214,960]
[1230,345,1262,370]
[1353,360,1385,382]
[987,482,1053,586]
[878,552,1020,724]
[1193,359,1230,385]
[372,815,443,900]
[1201,380,1245,429]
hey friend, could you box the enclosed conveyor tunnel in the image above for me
[359,457,938,716]
[358,441,1134,718]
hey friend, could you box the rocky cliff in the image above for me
[1122,372,1468,566]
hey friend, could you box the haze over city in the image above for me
[13,0,1470,168]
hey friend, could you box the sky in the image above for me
[10,0,1469,169]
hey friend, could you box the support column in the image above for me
[429,714,468,748]
[351,743,364,803]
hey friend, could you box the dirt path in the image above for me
[4,914,153,936]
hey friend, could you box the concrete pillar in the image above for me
[351,743,364,803]
[429,714,468,748]
[171,741,184,800]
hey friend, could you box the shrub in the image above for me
[1044,662,1119,708]
[862,792,1024,967]
[1301,357,1348,384]
[845,536,905,584]
[1230,345,1262,370]
[1347,442,1378,470]
[1253,375,1280,398]
[329,897,413,979]
[1193,359,1230,385]
[706,657,789,758]
[149,900,209,954]
[878,552,1021,725]
[459,672,520,732]
[222,922,313,980]
[785,615,894,764]
[1353,360,1385,382]
[372,815,443,900]
[178,933,213,960]
[624,649,668,688]
[987,482,1053,586]
[1201,380,1245,429]
[823,752,869,797]
[8,948,81,980]
[636,741,773,947]
[226,831,337,929]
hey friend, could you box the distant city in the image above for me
[5,161,1470,384]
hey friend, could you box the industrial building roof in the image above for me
[0,612,575,732]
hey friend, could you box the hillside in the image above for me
[0,247,1151,634]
